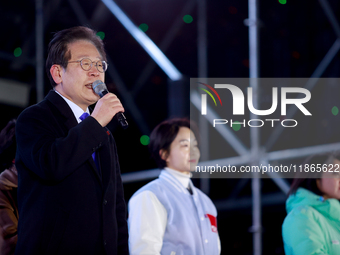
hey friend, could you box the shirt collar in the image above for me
[165,167,192,189]
[54,90,90,123]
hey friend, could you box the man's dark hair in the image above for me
[149,118,199,169]
[288,152,340,197]
[46,26,107,87]
[0,119,16,172]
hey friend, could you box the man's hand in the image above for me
[91,93,125,127]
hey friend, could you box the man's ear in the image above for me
[159,149,168,161]
[50,65,63,85]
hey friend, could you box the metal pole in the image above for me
[68,0,150,134]
[319,0,340,39]
[131,0,196,97]
[197,0,210,194]
[265,39,340,150]
[197,0,208,79]
[35,0,44,102]
[265,0,340,151]
[191,91,249,155]
[248,0,261,254]
[102,0,182,81]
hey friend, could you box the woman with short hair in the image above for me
[128,118,221,255]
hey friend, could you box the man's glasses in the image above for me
[68,58,108,73]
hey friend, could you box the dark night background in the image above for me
[1,0,340,254]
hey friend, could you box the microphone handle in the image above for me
[101,90,108,97]
[99,90,128,129]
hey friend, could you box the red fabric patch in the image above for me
[106,130,111,136]
[206,214,217,233]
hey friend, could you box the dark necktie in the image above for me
[187,186,193,195]
[79,113,100,173]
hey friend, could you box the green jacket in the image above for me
[282,188,340,255]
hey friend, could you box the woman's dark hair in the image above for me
[288,152,340,196]
[46,26,107,87]
[0,119,16,172]
[149,118,199,169]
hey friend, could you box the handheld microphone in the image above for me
[92,80,128,129]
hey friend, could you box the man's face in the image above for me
[54,40,104,111]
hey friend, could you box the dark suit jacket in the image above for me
[15,91,129,255]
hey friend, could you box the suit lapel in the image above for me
[46,90,103,184]
[99,128,113,190]
[90,153,102,183]
[45,90,78,128]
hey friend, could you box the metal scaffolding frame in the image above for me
[67,0,153,134]
[29,0,340,254]
[34,0,65,102]
[197,0,210,194]
[248,1,261,254]
[35,0,44,102]
[119,0,340,254]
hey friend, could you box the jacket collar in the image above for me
[54,90,90,123]
[159,170,195,196]
[45,90,79,130]
[45,90,103,183]
[287,188,340,222]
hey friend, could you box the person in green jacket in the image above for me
[282,153,340,255]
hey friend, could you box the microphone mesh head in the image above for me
[92,80,107,95]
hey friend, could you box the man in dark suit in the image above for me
[15,26,129,254]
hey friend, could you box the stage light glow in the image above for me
[278,0,287,4]
[139,23,149,32]
[14,47,22,57]
[183,15,193,23]
[101,0,183,81]
[332,106,339,116]
[140,135,150,145]
[232,121,241,131]
[97,31,106,40]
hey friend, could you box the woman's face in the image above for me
[163,127,200,174]
[317,159,340,200]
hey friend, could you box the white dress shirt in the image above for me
[54,90,90,123]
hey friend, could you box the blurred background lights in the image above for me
[232,121,241,131]
[13,47,22,57]
[332,106,339,116]
[140,135,150,145]
[96,31,105,40]
[139,23,149,32]
[279,0,287,4]
[183,15,193,24]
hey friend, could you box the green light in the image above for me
[96,31,105,40]
[279,0,287,4]
[183,15,193,24]
[332,106,339,116]
[139,23,149,32]
[14,47,22,57]
[232,121,241,131]
[140,135,150,146]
